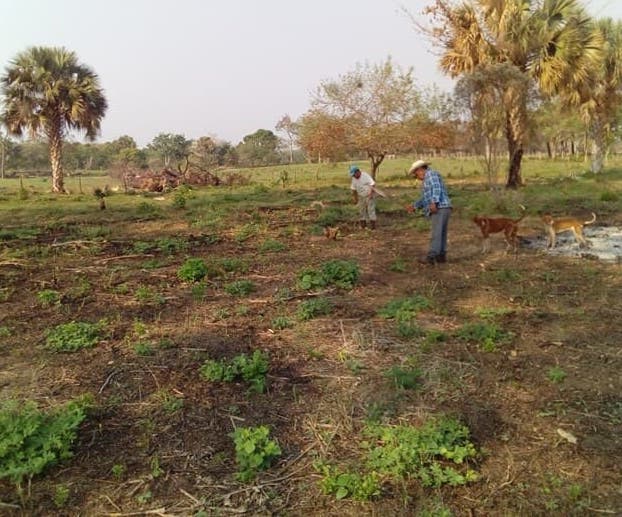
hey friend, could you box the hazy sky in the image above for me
[2,0,621,147]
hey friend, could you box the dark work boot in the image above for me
[369,220,377,230]
[359,220,367,229]
[436,254,446,263]
[418,256,436,265]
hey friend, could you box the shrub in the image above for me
[378,295,431,321]
[200,350,269,393]
[297,297,333,321]
[317,464,381,500]
[45,321,101,352]
[298,260,360,290]
[364,417,478,487]
[230,425,281,482]
[218,257,248,273]
[177,258,209,282]
[456,321,511,352]
[224,280,256,296]
[0,396,92,490]
[259,239,286,252]
[547,366,567,384]
[384,365,423,390]
[271,316,293,330]
[37,289,61,307]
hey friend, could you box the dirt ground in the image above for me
[1,194,621,516]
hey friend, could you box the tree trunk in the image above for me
[504,100,525,189]
[48,123,65,193]
[590,116,606,173]
[0,140,5,180]
[369,153,385,180]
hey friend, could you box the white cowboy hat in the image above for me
[409,159,430,174]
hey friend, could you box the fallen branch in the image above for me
[0,260,26,267]
[95,254,154,264]
[51,240,100,248]
[106,508,168,517]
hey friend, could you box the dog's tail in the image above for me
[584,212,596,225]
[513,204,527,223]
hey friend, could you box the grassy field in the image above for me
[1,157,621,515]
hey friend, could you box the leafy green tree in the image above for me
[578,18,622,172]
[275,114,299,163]
[0,46,108,192]
[297,110,351,163]
[191,136,219,170]
[309,57,421,178]
[147,133,191,170]
[424,0,602,187]
[236,129,280,167]
[455,64,529,187]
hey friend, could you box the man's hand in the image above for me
[352,193,358,205]
[429,202,438,214]
[405,204,415,214]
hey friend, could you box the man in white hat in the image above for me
[407,160,452,264]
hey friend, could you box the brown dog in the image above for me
[541,212,596,248]
[473,207,526,253]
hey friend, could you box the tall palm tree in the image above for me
[576,19,622,173]
[1,47,107,192]
[425,0,601,187]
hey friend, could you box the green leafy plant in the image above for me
[37,289,61,307]
[547,366,567,384]
[224,279,256,296]
[259,239,286,252]
[135,285,165,305]
[53,484,70,508]
[45,321,101,352]
[230,425,281,482]
[200,350,269,393]
[396,320,424,339]
[297,297,333,321]
[317,463,382,500]
[150,455,163,478]
[389,257,408,272]
[178,258,209,282]
[378,295,431,321]
[172,189,187,209]
[156,391,184,413]
[111,463,126,480]
[0,396,92,492]
[384,364,423,390]
[156,237,188,254]
[191,282,207,301]
[134,342,154,356]
[271,316,293,330]
[364,416,478,488]
[298,259,360,290]
[217,257,248,273]
[456,321,511,352]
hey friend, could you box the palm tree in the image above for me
[424,0,601,188]
[1,46,107,192]
[576,19,622,173]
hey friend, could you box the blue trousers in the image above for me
[428,208,451,259]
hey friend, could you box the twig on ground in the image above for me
[95,254,154,264]
[51,239,100,248]
[99,369,120,394]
